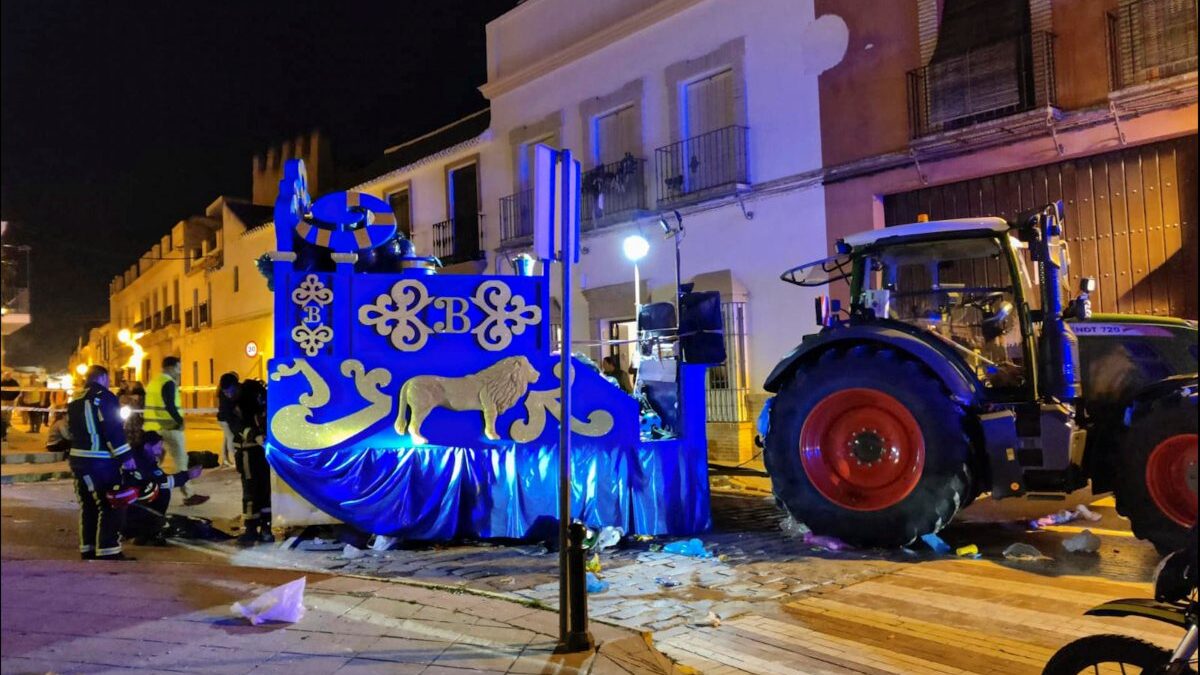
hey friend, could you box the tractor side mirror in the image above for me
[1066,277,1096,320]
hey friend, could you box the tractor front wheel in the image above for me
[1114,387,1198,555]
[764,346,975,548]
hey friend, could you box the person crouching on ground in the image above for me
[144,356,208,506]
[122,431,204,546]
[231,379,273,545]
[45,410,71,453]
[216,372,240,468]
[68,365,136,561]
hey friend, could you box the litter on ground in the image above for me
[1003,542,1052,562]
[231,577,307,625]
[1062,529,1102,553]
[920,533,952,555]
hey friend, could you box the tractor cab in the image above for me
[783,206,1080,402]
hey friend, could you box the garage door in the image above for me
[884,135,1197,319]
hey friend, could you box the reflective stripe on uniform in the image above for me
[96,545,121,556]
[71,448,113,459]
[84,400,100,452]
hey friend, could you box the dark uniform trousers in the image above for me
[236,445,272,536]
[70,457,127,558]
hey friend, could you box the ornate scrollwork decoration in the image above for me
[269,358,392,451]
[291,274,333,306]
[509,362,614,443]
[471,280,543,352]
[358,279,435,352]
[291,324,333,357]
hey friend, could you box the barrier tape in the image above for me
[0,385,218,393]
[1,405,219,415]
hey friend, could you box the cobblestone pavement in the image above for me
[2,467,1175,674]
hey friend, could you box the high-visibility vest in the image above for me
[143,373,181,431]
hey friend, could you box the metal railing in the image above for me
[152,311,163,330]
[432,216,482,265]
[1108,0,1197,90]
[0,244,31,316]
[499,190,534,246]
[581,156,648,228]
[907,31,1056,137]
[655,125,749,204]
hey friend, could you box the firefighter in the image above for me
[68,365,137,561]
[231,379,273,545]
[144,356,207,506]
[122,431,204,545]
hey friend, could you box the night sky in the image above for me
[1,1,516,368]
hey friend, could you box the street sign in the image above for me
[245,340,258,358]
[532,145,580,263]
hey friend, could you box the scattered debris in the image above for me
[585,572,609,594]
[955,544,980,558]
[803,532,852,551]
[692,611,721,627]
[633,534,654,542]
[585,553,602,574]
[780,515,811,538]
[655,577,682,588]
[1062,529,1101,553]
[1030,504,1104,530]
[231,577,307,625]
[515,545,549,556]
[1003,542,1052,562]
[341,544,365,560]
[296,537,343,552]
[920,533,952,555]
[663,538,713,558]
[593,526,624,552]
[369,535,397,552]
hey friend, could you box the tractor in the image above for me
[761,202,1197,553]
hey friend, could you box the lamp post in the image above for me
[622,234,649,313]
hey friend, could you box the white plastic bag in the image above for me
[232,577,307,625]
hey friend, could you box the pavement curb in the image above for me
[0,471,72,485]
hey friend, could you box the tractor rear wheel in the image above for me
[764,346,975,548]
[1114,387,1198,555]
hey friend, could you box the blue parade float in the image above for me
[263,159,712,541]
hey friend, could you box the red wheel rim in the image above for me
[799,388,925,511]
[1146,434,1198,527]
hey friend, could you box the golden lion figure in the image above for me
[395,355,541,445]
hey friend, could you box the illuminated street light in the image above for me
[623,234,650,368]
[116,328,146,381]
[75,363,89,376]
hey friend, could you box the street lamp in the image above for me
[622,234,649,312]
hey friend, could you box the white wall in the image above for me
[481,0,833,389]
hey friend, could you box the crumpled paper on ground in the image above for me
[231,577,307,625]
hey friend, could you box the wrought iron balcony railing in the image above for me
[499,190,534,246]
[907,31,1056,138]
[432,216,483,265]
[582,156,648,229]
[1109,0,1197,90]
[655,125,749,205]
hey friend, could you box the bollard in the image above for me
[558,520,595,653]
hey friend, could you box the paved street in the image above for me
[0,448,1183,674]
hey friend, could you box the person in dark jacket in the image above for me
[68,365,135,561]
[231,379,273,545]
[216,372,240,468]
[0,372,18,440]
[122,431,203,545]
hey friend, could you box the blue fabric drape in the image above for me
[266,440,711,540]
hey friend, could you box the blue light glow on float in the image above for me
[264,159,712,541]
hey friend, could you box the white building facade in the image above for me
[475,0,846,460]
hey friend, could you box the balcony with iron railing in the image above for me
[907,31,1056,138]
[656,125,749,205]
[1109,0,1197,90]
[1,244,32,335]
[582,155,648,230]
[499,190,534,248]
[431,215,483,266]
